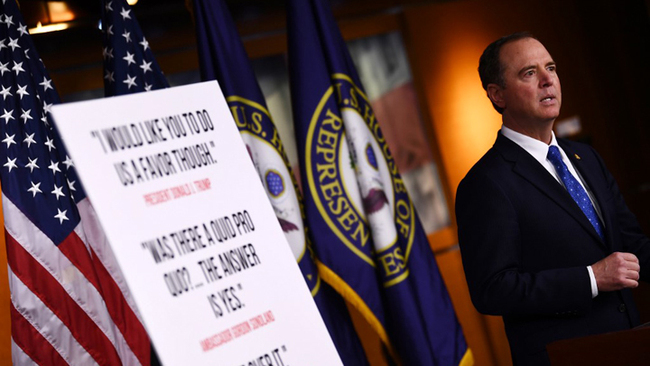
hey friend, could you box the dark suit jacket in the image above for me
[456,132,650,365]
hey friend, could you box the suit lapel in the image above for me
[494,134,607,247]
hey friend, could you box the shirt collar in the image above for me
[500,125,560,163]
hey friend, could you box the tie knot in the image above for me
[547,145,562,163]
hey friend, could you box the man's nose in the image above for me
[539,70,554,88]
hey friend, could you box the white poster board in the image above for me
[51,81,343,366]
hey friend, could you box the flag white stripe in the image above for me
[9,267,96,366]
[3,194,139,366]
[11,337,39,366]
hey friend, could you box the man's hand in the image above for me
[592,252,640,292]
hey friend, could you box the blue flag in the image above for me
[192,1,368,365]
[287,0,472,365]
[101,0,168,96]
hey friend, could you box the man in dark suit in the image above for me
[455,32,650,365]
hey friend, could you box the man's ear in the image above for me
[487,83,506,110]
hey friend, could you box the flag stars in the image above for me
[2,133,16,148]
[0,61,9,75]
[23,133,36,148]
[48,161,61,174]
[51,185,65,200]
[12,61,24,75]
[42,101,53,114]
[123,51,136,65]
[105,1,113,12]
[144,82,152,91]
[16,84,29,99]
[106,25,114,36]
[120,7,131,20]
[102,47,114,60]
[27,181,42,197]
[122,30,131,43]
[1,109,14,123]
[0,85,12,99]
[140,38,149,51]
[25,157,39,172]
[20,108,32,123]
[67,179,76,192]
[4,157,17,172]
[8,37,20,51]
[17,23,28,36]
[123,74,137,89]
[0,39,6,51]
[4,15,14,27]
[62,155,73,169]
[44,136,56,151]
[104,70,115,83]
[140,60,152,74]
[54,208,69,224]
[39,77,53,91]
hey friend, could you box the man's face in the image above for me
[492,38,562,127]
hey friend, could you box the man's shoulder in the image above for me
[466,147,504,175]
[457,144,513,198]
[462,136,515,181]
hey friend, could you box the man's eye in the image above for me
[524,70,534,76]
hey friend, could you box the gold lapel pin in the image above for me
[574,154,581,160]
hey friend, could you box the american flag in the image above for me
[101,0,168,97]
[1,0,151,364]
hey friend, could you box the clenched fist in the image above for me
[592,252,640,292]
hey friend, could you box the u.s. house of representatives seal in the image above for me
[306,74,417,287]
[228,96,322,295]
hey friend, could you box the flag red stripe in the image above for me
[89,246,150,366]
[58,234,150,365]
[56,231,101,290]
[10,303,68,366]
[6,233,122,366]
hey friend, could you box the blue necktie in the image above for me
[547,146,605,240]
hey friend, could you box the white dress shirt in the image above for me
[500,126,600,298]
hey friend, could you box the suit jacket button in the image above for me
[618,304,627,313]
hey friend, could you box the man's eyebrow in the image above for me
[517,65,536,75]
[517,61,557,75]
